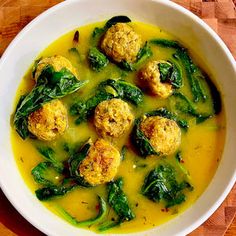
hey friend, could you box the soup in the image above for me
[11,16,225,233]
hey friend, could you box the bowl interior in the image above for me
[0,0,235,235]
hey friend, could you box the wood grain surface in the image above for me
[0,0,235,236]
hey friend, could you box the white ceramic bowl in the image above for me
[0,0,236,235]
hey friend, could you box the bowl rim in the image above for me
[0,0,236,235]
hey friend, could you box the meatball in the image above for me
[28,99,68,141]
[34,55,78,80]
[94,98,134,138]
[101,23,142,63]
[140,116,181,156]
[138,60,173,98]
[79,139,121,186]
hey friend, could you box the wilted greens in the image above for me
[142,164,193,208]
[14,65,87,139]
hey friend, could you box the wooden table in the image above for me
[0,0,235,235]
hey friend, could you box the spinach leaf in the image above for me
[141,164,193,208]
[90,16,131,47]
[70,79,143,124]
[34,140,93,201]
[158,62,173,82]
[169,60,182,88]
[205,74,222,115]
[108,178,135,221]
[173,49,206,102]
[56,196,107,227]
[36,146,64,171]
[150,39,183,50]
[146,107,189,130]
[120,146,127,161]
[88,47,109,71]
[31,162,62,186]
[105,16,131,29]
[107,178,135,222]
[131,108,188,157]
[171,92,212,123]
[68,140,92,178]
[99,79,144,105]
[35,178,79,201]
[150,39,209,103]
[14,65,87,139]
[68,47,81,63]
[92,27,106,39]
[131,118,159,157]
[157,60,183,89]
[118,42,152,71]
[175,151,192,181]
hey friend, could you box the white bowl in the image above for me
[0,0,236,235]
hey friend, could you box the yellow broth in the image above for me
[11,21,226,233]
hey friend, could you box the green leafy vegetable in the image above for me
[88,47,109,71]
[118,42,152,71]
[131,108,188,157]
[99,178,134,231]
[141,164,193,208]
[34,140,93,201]
[175,151,192,181]
[150,38,216,103]
[150,39,182,50]
[157,61,182,88]
[131,118,159,157]
[105,15,131,29]
[56,196,107,227]
[168,60,183,88]
[171,92,211,123]
[121,146,127,160]
[68,140,92,178]
[35,178,79,201]
[14,65,87,139]
[90,16,131,46]
[36,146,64,171]
[70,79,143,124]
[68,47,81,63]
[146,107,189,130]
[108,178,135,221]
[31,162,62,186]
[205,75,222,115]
[158,62,173,82]
[98,79,144,105]
[174,49,206,102]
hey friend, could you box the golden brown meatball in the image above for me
[94,98,134,138]
[79,139,121,186]
[140,116,181,156]
[28,99,68,141]
[34,55,78,80]
[138,60,173,98]
[101,23,142,63]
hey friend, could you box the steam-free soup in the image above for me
[11,17,225,233]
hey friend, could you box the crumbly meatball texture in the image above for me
[140,116,181,156]
[28,100,68,141]
[101,23,142,63]
[79,139,121,186]
[138,60,173,98]
[34,55,78,80]
[94,98,134,138]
